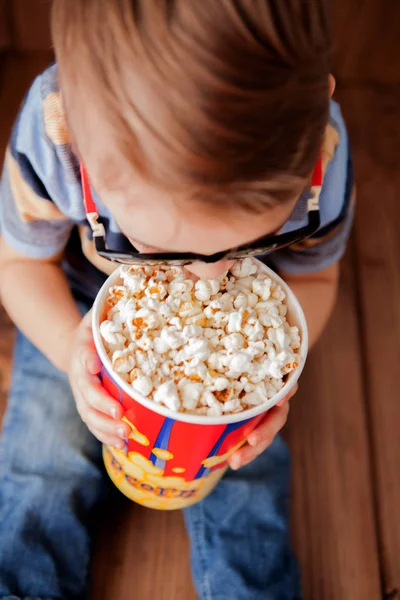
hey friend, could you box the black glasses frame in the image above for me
[90,204,320,266]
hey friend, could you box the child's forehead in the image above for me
[97,176,297,255]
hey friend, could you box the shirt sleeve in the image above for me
[269,102,355,275]
[0,72,74,259]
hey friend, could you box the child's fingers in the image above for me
[86,354,102,376]
[87,425,126,449]
[77,309,96,338]
[73,311,102,375]
[81,405,131,439]
[77,342,102,375]
[73,386,128,447]
[229,438,271,470]
[276,382,298,407]
[229,403,290,470]
[247,403,290,447]
[72,371,123,426]
[82,374,124,419]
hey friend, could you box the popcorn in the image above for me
[267,326,288,350]
[112,349,135,373]
[165,296,181,313]
[243,386,266,406]
[204,306,227,327]
[204,393,225,416]
[207,403,224,417]
[233,292,248,310]
[208,334,221,349]
[204,328,216,338]
[131,374,153,397]
[168,279,194,298]
[222,333,244,351]
[155,327,184,352]
[100,320,126,349]
[107,286,127,308]
[183,325,203,338]
[161,360,174,377]
[184,361,208,381]
[252,278,271,301]
[234,276,254,291]
[231,258,258,278]
[207,351,228,372]
[226,352,252,376]
[279,304,288,317]
[175,338,211,364]
[289,326,301,349]
[178,380,203,410]
[203,371,230,391]
[201,390,218,408]
[194,280,214,302]
[153,381,181,411]
[130,307,160,330]
[218,293,234,312]
[152,268,167,282]
[121,269,146,293]
[222,398,243,413]
[185,313,208,327]
[247,293,259,308]
[272,286,286,301]
[144,281,167,300]
[165,266,183,280]
[268,360,285,380]
[100,261,301,416]
[179,301,203,318]
[135,349,159,375]
[154,336,169,355]
[169,317,183,330]
[242,318,264,342]
[226,311,243,334]
[247,340,265,358]
[136,334,153,352]
[209,279,221,295]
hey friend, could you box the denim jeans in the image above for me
[0,327,301,600]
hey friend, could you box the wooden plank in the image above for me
[11,0,52,52]
[0,0,11,51]
[91,493,196,600]
[338,85,400,599]
[332,0,400,86]
[285,249,381,600]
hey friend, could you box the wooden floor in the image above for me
[1,3,400,598]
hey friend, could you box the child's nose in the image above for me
[184,260,235,280]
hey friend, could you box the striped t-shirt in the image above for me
[0,64,355,302]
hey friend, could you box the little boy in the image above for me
[0,1,354,599]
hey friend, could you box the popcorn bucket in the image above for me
[92,262,308,510]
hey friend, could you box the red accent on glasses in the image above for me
[311,156,323,188]
[81,163,96,214]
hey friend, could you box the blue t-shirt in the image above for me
[0,64,355,301]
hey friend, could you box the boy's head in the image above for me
[52,0,332,278]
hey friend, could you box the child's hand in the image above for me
[228,383,298,470]
[68,310,131,449]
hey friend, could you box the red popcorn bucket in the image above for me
[92,261,308,510]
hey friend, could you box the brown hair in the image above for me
[52,0,331,214]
